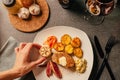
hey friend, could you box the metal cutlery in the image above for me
[94,36,116,80]
[94,36,104,58]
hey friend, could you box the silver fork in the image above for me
[94,36,116,80]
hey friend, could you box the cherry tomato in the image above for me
[44,36,57,48]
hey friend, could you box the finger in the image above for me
[19,42,27,50]
[32,43,41,49]
[31,57,46,66]
[15,47,19,53]
[22,43,33,54]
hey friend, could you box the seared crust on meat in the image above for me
[52,52,75,68]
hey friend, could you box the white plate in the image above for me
[33,26,94,80]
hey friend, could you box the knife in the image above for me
[94,36,115,80]
[94,36,104,58]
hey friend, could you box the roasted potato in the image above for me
[65,44,74,54]
[71,37,81,48]
[53,42,64,52]
[61,34,72,45]
[73,48,83,58]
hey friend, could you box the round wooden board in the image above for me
[9,0,49,32]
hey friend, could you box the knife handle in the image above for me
[95,57,115,80]
[105,60,116,80]
[94,58,106,80]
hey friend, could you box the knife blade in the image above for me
[94,36,115,80]
[94,36,104,58]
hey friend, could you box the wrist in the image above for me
[11,68,24,78]
[10,68,22,78]
[12,65,30,77]
[0,68,21,80]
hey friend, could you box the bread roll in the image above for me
[17,7,30,19]
[29,4,41,15]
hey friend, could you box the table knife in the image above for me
[94,36,104,58]
[94,36,115,80]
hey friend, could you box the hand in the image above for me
[13,43,46,77]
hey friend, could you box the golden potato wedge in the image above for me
[71,37,81,48]
[53,42,64,52]
[73,48,83,58]
[61,34,72,45]
[65,44,74,54]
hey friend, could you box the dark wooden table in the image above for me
[0,0,120,80]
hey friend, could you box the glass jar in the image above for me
[58,0,73,9]
[2,0,22,14]
[85,0,114,16]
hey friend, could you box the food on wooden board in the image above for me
[17,7,30,19]
[2,0,41,19]
[29,4,41,15]
[20,0,34,8]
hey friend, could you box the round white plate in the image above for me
[33,26,94,80]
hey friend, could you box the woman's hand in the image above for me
[13,43,46,77]
[0,43,46,80]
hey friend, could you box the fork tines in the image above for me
[105,36,116,53]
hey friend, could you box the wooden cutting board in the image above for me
[9,0,49,32]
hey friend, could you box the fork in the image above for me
[105,36,116,80]
[94,36,116,80]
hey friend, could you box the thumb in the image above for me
[31,57,46,66]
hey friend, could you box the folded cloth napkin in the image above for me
[0,37,35,80]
